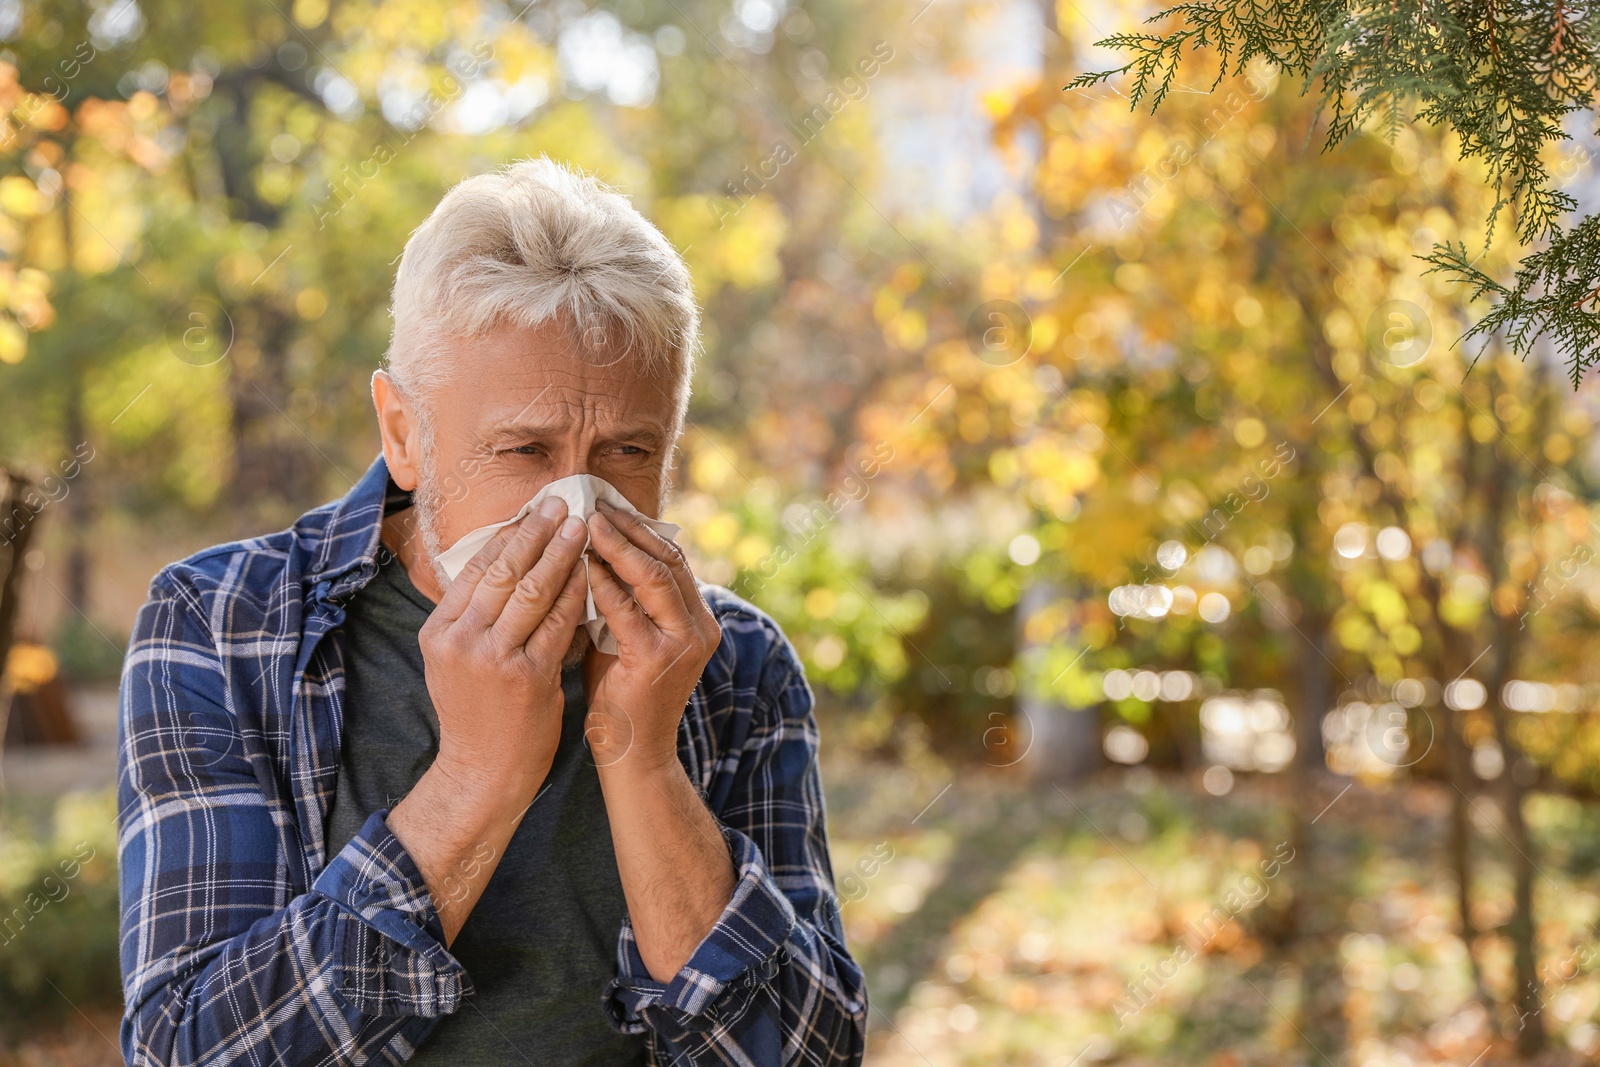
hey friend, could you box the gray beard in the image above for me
[412,449,591,671]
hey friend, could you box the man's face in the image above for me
[376,317,681,660]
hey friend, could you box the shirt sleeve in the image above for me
[117,573,468,1066]
[600,625,868,1065]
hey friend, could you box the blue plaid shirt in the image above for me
[116,453,867,1066]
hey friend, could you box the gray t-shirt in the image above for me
[324,545,650,1066]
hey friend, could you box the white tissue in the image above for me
[433,474,681,654]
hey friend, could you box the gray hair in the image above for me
[383,157,699,427]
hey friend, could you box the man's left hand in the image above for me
[581,498,722,770]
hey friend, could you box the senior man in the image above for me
[116,158,866,1066]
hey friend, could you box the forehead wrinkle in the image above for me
[480,388,668,443]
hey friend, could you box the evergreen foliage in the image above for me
[1069,1,1600,383]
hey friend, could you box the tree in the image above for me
[1068,0,1600,384]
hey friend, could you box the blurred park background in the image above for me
[3,0,1600,1064]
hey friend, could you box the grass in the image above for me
[3,755,1599,1066]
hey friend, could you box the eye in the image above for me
[616,445,647,456]
[506,445,542,456]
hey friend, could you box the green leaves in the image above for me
[1071,0,1600,384]
[1424,217,1600,385]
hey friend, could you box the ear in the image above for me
[372,369,423,491]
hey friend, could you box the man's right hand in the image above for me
[419,495,590,804]
[388,494,590,943]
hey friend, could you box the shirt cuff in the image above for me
[603,822,798,1032]
[311,808,470,1018]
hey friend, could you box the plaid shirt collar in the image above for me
[311,453,416,602]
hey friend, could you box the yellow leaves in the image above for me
[1322,308,1359,348]
[127,91,159,122]
[4,643,58,692]
[1031,313,1058,354]
[1359,580,1408,632]
[873,273,926,350]
[216,250,266,297]
[1019,436,1100,510]
[889,263,921,295]
[958,404,990,443]
[1001,209,1038,252]
[732,534,769,569]
[1332,348,1363,381]
[696,512,739,554]
[1491,581,1523,617]
[711,198,787,288]
[293,0,329,28]
[88,341,233,509]
[656,194,787,292]
[982,86,1018,122]
[1233,417,1265,448]
[1232,295,1263,328]
[294,288,328,320]
[804,587,837,619]
[1336,612,1375,653]
[75,98,125,143]
[989,448,1020,487]
[872,286,899,326]
[489,32,558,86]
[1493,391,1521,423]
[0,265,55,360]
[0,176,47,218]
[0,317,25,364]
[886,308,926,352]
[259,166,299,213]
[1113,262,1148,293]
[10,266,53,330]
[690,446,738,493]
[1390,624,1422,656]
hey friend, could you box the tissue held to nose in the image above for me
[433,473,681,655]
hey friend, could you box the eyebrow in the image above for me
[480,419,667,447]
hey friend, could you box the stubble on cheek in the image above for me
[411,460,453,593]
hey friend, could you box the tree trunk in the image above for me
[226,300,320,510]
[0,467,42,762]
[1477,361,1543,1054]
[1439,624,1496,1019]
[63,374,91,612]
[1018,581,1100,783]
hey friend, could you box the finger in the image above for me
[461,497,571,631]
[431,513,538,625]
[594,499,706,615]
[584,551,660,648]
[585,510,693,633]
[491,515,589,648]
[524,558,590,664]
